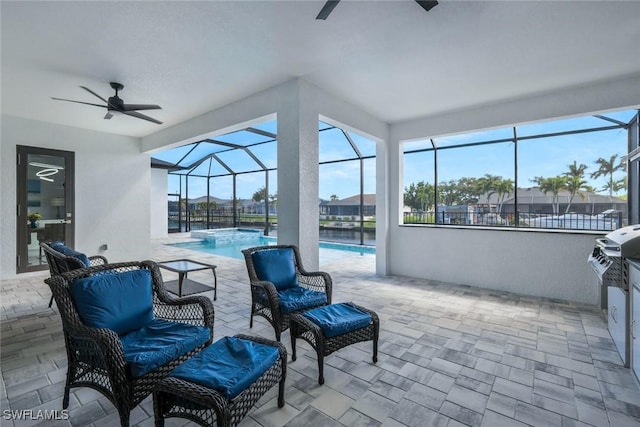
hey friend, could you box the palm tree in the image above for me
[495,178,514,215]
[533,176,568,214]
[252,186,267,203]
[330,194,338,201]
[566,161,587,178]
[477,174,500,212]
[591,154,624,201]
[252,186,268,214]
[564,175,587,213]
[563,161,588,213]
[404,181,434,212]
[416,183,434,212]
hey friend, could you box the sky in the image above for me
[159,109,636,202]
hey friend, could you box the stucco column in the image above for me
[375,139,389,276]
[277,82,320,269]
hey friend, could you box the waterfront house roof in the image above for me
[326,194,376,206]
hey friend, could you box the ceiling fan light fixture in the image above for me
[52,82,163,124]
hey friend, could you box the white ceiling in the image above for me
[2,1,640,138]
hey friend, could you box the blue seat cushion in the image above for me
[72,269,154,335]
[302,303,372,338]
[170,336,279,399]
[278,287,327,314]
[120,319,211,378]
[251,248,298,290]
[50,241,90,267]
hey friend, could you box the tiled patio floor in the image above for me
[2,235,640,426]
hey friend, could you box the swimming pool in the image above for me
[168,228,375,261]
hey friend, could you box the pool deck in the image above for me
[1,234,640,426]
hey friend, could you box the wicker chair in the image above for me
[45,261,215,427]
[242,245,332,341]
[40,241,108,307]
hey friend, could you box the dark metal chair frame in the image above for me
[242,244,332,341]
[40,241,108,307]
[153,334,287,427]
[290,302,379,385]
[45,261,215,427]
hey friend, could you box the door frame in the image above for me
[16,145,75,273]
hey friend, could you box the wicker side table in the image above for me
[153,334,286,427]
[290,302,379,385]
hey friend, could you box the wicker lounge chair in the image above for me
[242,244,332,341]
[45,261,215,427]
[40,241,108,307]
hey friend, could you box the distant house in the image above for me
[323,194,376,217]
[475,187,627,216]
[168,196,254,214]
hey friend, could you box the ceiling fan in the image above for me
[51,82,163,124]
[316,0,438,20]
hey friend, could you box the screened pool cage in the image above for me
[151,120,377,246]
[402,110,639,231]
[151,110,639,243]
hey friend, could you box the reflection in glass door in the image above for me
[17,146,75,273]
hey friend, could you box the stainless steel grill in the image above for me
[589,243,623,288]
[587,224,640,367]
[588,225,640,291]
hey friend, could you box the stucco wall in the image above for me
[391,226,602,304]
[150,168,168,239]
[1,115,151,279]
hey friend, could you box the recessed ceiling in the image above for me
[2,1,639,138]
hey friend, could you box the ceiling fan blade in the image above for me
[122,110,163,125]
[415,0,438,12]
[121,104,162,111]
[316,0,340,20]
[51,97,106,108]
[79,86,109,103]
[104,112,113,120]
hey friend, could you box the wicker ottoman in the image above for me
[290,302,379,385]
[153,334,286,427]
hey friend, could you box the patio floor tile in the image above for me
[2,234,640,426]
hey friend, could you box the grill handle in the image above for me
[596,238,622,254]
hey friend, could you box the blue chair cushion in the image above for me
[278,287,327,314]
[120,319,211,378]
[302,303,372,338]
[170,336,279,399]
[50,241,90,267]
[72,269,154,335]
[251,248,298,291]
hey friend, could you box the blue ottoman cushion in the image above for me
[170,336,280,399]
[302,303,372,338]
[120,318,211,378]
[278,287,327,314]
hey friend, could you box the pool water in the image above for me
[167,231,375,261]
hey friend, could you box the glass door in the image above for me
[17,146,75,273]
